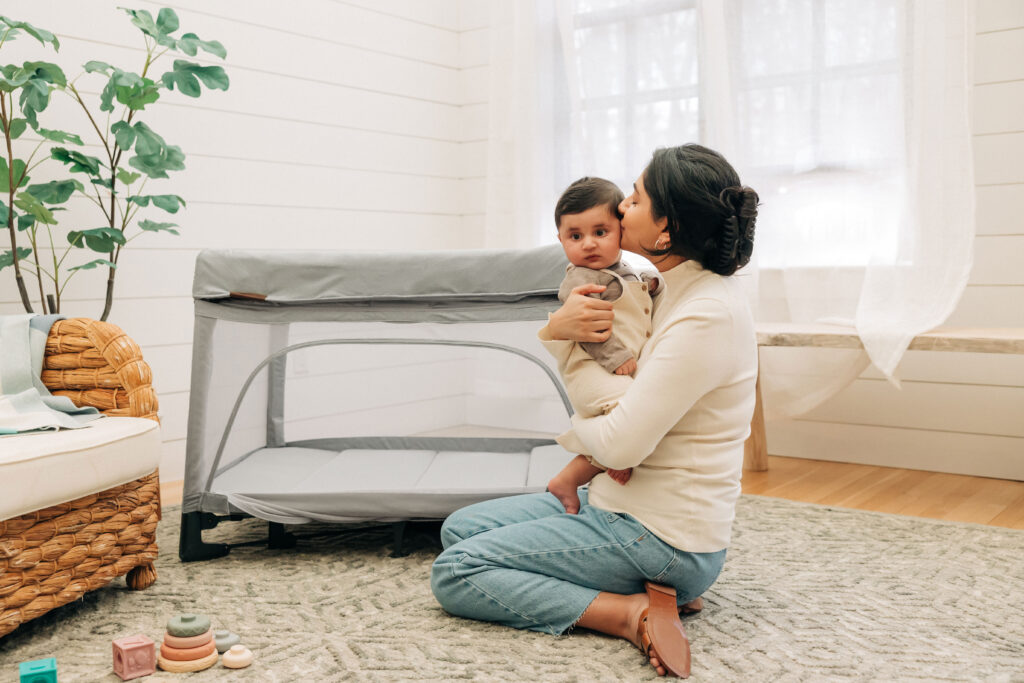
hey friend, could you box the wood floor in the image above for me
[159,456,1024,530]
[741,456,1024,529]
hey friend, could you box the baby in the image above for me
[545,177,659,514]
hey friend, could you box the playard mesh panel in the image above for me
[183,247,577,524]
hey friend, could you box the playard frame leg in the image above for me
[267,522,297,549]
[178,511,230,562]
[390,521,410,558]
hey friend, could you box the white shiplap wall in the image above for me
[0,1,483,481]
[767,0,1024,479]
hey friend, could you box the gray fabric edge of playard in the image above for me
[183,438,572,521]
[192,244,569,304]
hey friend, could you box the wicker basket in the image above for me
[0,318,161,638]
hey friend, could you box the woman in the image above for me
[431,144,759,678]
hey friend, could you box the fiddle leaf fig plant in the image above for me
[1,8,228,320]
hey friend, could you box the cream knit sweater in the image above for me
[539,259,758,552]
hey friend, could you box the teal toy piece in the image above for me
[19,658,57,683]
[166,614,211,637]
[214,629,241,653]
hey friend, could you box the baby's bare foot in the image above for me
[547,477,581,514]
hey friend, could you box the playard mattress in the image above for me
[207,438,574,523]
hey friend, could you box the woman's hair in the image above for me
[554,177,624,228]
[642,144,759,276]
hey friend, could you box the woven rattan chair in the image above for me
[0,318,161,638]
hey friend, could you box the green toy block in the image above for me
[19,657,57,683]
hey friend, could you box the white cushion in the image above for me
[0,417,161,521]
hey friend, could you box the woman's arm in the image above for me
[570,298,738,470]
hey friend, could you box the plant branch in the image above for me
[1,90,34,312]
[46,222,60,312]
[68,83,113,163]
[27,224,47,313]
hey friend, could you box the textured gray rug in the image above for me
[1,495,1022,682]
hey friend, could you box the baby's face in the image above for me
[557,205,622,270]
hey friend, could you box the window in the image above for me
[563,0,907,266]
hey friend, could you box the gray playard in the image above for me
[180,246,577,560]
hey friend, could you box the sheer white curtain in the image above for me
[484,0,975,418]
[483,1,573,249]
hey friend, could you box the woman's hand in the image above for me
[548,284,615,342]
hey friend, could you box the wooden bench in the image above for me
[743,324,1024,471]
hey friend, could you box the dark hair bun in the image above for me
[712,186,759,275]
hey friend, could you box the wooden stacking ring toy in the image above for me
[160,640,217,662]
[162,628,213,650]
[157,649,219,673]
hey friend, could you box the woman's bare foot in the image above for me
[546,475,581,514]
[577,592,672,676]
[623,593,671,676]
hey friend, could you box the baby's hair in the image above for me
[554,177,624,228]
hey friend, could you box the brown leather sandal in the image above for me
[637,581,691,678]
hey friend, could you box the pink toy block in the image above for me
[112,634,156,681]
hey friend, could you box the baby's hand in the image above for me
[607,468,632,485]
[614,358,637,375]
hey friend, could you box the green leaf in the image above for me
[0,200,6,224]
[111,121,136,151]
[128,193,186,213]
[0,247,33,271]
[116,80,160,110]
[0,65,30,92]
[0,157,30,192]
[17,213,34,231]
[25,179,78,204]
[51,147,103,176]
[156,8,179,34]
[0,16,60,49]
[69,258,116,272]
[83,60,114,74]
[130,147,185,178]
[18,78,50,128]
[116,168,141,185]
[14,191,56,224]
[35,127,84,145]
[138,218,179,234]
[7,118,27,139]
[127,122,185,178]
[161,60,229,97]
[100,69,159,112]
[176,32,227,59]
[24,61,66,87]
[121,8,159,38]
[67,227,125,252]
[121,8,176,48]
[131,121,164,156]
[13,65,65,131]
[99,77,116,113]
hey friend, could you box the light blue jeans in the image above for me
[431,489,727,635]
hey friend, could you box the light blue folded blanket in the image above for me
[0,314,101,434]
